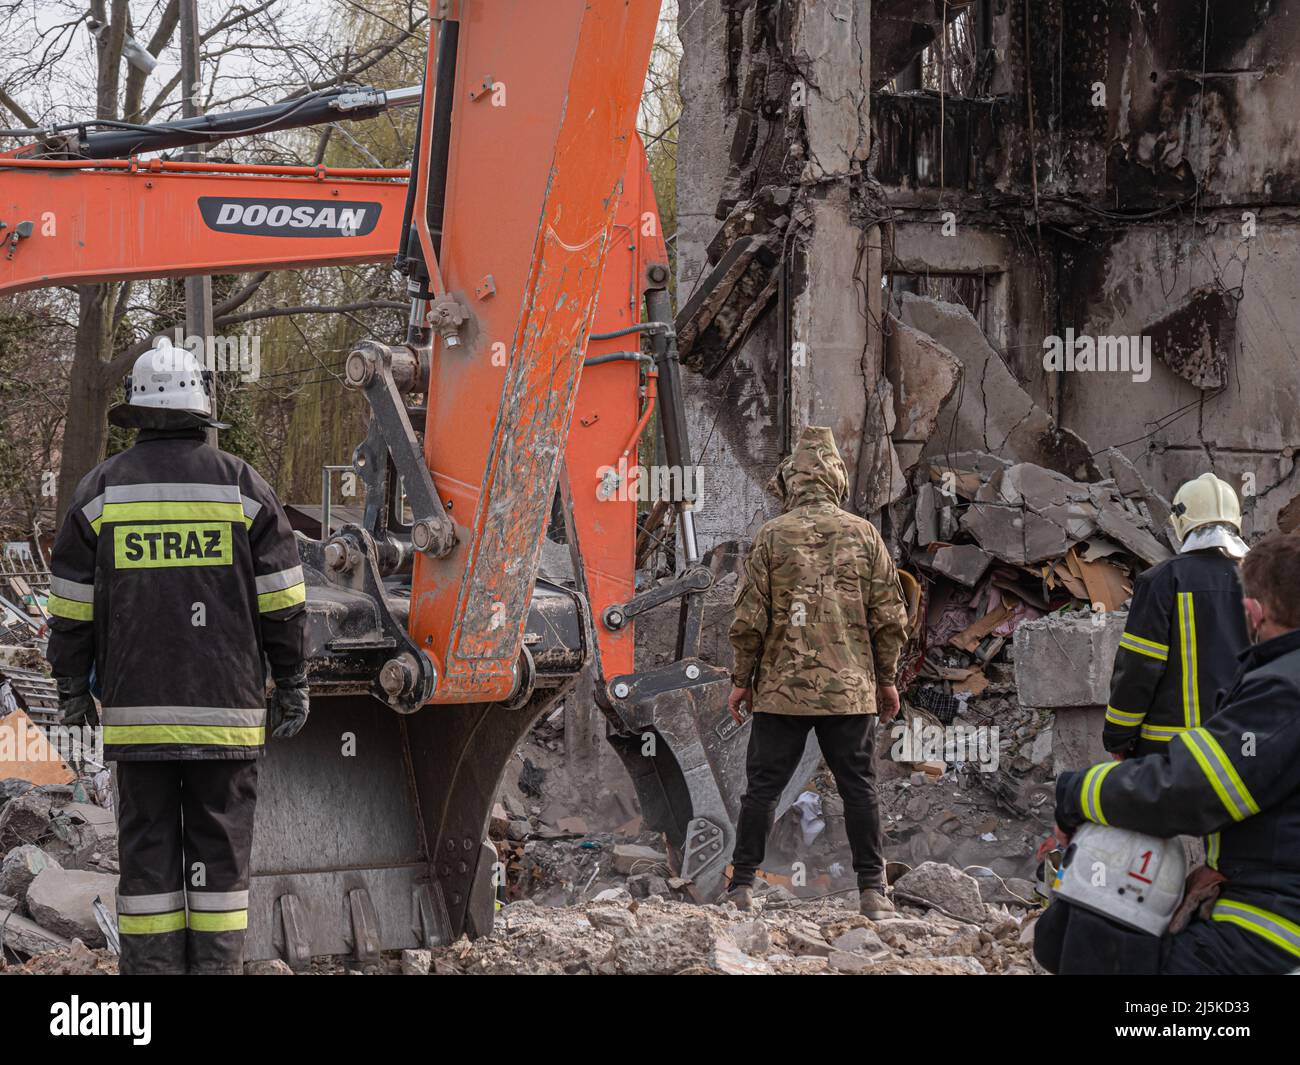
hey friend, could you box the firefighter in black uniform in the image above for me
[1103,473,1250,757]
[46,345,309,975]
[1037,532,1300,975]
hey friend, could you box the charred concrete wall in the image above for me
[678,0,1300,543]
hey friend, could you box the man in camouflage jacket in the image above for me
[726,426,909,918]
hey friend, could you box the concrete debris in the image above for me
[400,949,432,975]
[1013,612,1128,772]
[1013,612,1126,709]
[892,862,988,924]
[24,866,117,949]
[0,843,60,903]
[244,959,294,975]
[421,891,1032,976]
[928,544,993,588]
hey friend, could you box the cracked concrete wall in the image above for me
[678,0,887,551]
[877,0,1300,537]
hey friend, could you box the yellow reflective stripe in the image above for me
[1119,638,1168,662]
[1119,631,1169,656]
[103,724,264,747]
[118,911,186,935]
[188,909,248,932]
[91,500,251,533]
[1212,900,1300,960]
[1178,592,1200,727]
[47,594,93,621]
[1105,706,1145,726]
[1207,832,1221,870]
[257,582,306,613]
[1079,762,1119,825]
[1139,723,1187,741]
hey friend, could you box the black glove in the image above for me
[268,672,310,739]
[56,676,98,728]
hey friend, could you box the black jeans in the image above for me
[730,712,884,891]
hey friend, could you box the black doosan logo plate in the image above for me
[197,197,382,238]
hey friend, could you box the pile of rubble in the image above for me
[408,861,1039,976]
[883,293,1173,710]
[0,778,120,972]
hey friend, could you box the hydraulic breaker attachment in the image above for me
[604,659,819,902]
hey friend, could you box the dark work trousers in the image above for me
[1033,896,1298,975]
[731,711,884,891]
[115,760,259,975]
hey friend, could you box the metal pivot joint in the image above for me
[343,339,456,558]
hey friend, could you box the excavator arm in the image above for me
[0,0,818,964]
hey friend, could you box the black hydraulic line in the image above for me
[423,18,460,268]
[583,351,653,366]
[64,88,392,160]
[399,18,458,291]
[645,288,693,474]
[589,322,672,342]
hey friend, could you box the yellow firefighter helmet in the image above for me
[1169,472,1242,543]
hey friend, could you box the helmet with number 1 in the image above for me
[1052,823,1186,936]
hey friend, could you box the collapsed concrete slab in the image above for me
[1014,612,1126,773]
[898,294,1096,479]
[961,463,1099,565]
[1013,612,1125,708]
[25,866,117,948]
[885,313,962,474]
[0,843,60,905]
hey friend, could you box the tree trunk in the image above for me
[55,287,114,524]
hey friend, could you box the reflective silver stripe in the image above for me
[1180,728,1258,821]
[102,705,266,728]
[81,493,104,526]
[118,891,186,915]
[242,495,263,522]
[103,482,241,504]
[49,576,94,602]
[187,890,250,912]
[255,565,304,594]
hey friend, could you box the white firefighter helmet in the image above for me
[124,342,213,417]
[1052,823,1186,936]
[1169,472,1242,543]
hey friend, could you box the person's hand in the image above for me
[1035,824,1071,863]
[727,686,751,726]
[877,684,900,723]
[56,676,98,728]
[1169,865,1227,934]
[268,673,310,739]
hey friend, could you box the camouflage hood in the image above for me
[768,426,849,510]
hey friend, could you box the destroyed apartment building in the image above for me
[1,0,1298,985]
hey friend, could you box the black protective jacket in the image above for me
[46,428,306,760]
[1103,549,1248,756]
[1058,628,1300,971]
